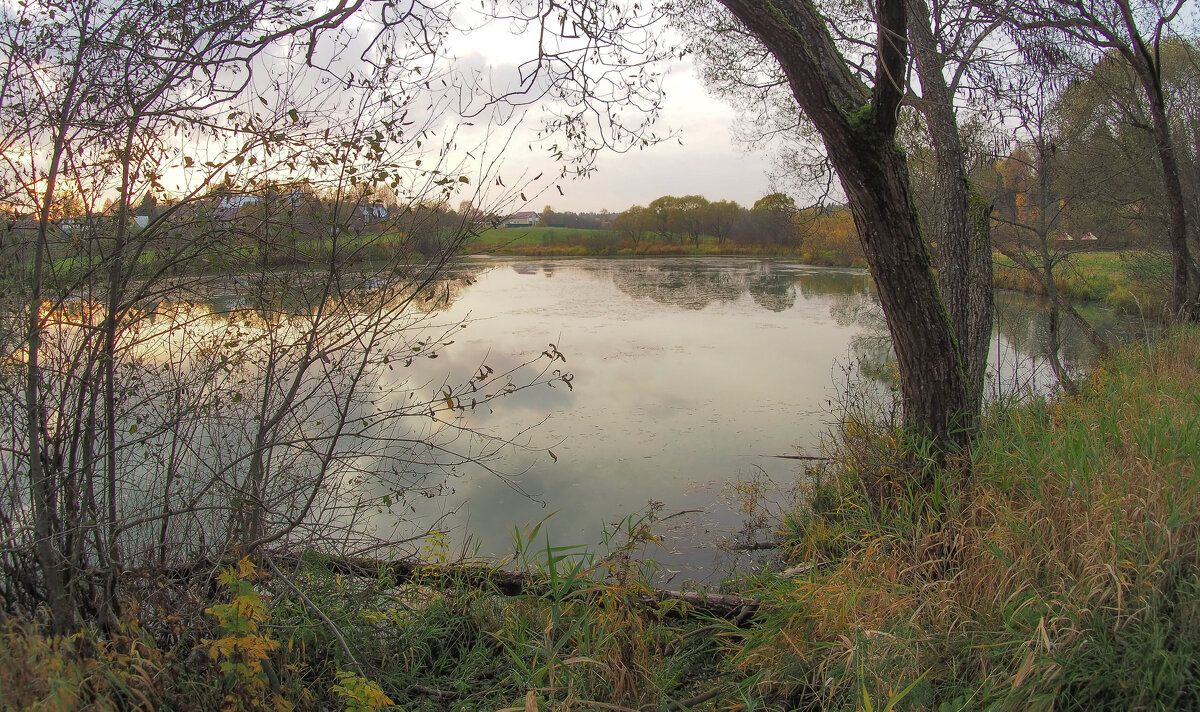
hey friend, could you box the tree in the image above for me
[673,195,710,246]
[0,0,562,631]
[701,199,744,245]
[1051,40,1200,256]
[647,195,684,243]
[995,0,1198,319]
[680,0,1007,434]
[984,70,1111,391]
[614,205,653,245]
[705,0,972,452]
[904,0,1003,432]
[750,192,798,246]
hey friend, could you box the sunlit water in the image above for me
[353,257,1122,585]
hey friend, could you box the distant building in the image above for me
[1081,232,1099,241]
[213,194,261,220]
[359,203,388,223]
[504,211,540,227]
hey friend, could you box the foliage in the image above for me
[203,559,290,712]
[0,616,165,711]
[742,327,1200,709]
[329,672,393,712]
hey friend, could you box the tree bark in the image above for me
[908,2,995,432]
[24,22,96,632]
[719,0,971,450]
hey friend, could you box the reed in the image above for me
[751,327,1200,709]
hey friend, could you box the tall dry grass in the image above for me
[747,328,1200,710]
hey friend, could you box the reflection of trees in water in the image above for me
[993,292,1144,373]
[794,270,872,298]
[748,266,800,312]
[605,260,869,312]
[826,288,1144,390]
[196,262,490,317]
[829,293,895,384]
[609,261,746,310]
[410,262,490,311]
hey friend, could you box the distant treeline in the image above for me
[596,193,863,265]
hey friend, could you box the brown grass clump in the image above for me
[750,328,1200,710]
[0,616,165,711]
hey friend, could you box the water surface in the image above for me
[374,257,1064,583]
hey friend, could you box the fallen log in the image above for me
[273,552,761,621]
[147,551,762,622]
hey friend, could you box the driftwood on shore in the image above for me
[153,551,764,623]
[283,552,763,622]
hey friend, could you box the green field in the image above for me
[469,226,615,248]
[993,249,1171,313]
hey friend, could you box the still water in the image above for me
[365,257,1110,584]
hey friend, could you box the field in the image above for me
[992,249,1169,313]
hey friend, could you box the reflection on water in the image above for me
[382,258,1142,584]
[370,258,880,583]
[606,259,872,313]
[44,256,1132,584]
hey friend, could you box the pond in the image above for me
[362,256,1120,585]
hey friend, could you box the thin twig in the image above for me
[413,684,464,701]
[263,554,364,677]
[656,508,704,523]
[575,700,641,712]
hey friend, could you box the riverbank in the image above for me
[477,228,1168,314]
[744,324,1200,709]
[4,328,1196,710]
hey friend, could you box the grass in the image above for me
[3,329,1196,711]
[746,326,1200,710]
[993,249,1170,315]
[0,511,734,711]
[469,226,614,248]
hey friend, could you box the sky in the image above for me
[441,16,779,215]
[140,5,782,217]
[524,64,778,214]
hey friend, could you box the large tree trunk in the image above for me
[909,2,994,431]
[720,0,971,451]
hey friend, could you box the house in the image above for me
[213,194,261,220]
[503,211,540,227]
[358,203,388,223]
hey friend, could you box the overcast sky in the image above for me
[528,63,778,214]
[442,18,779,215]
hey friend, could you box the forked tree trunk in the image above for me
[909,2,995,431]
[720,0,972,452]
